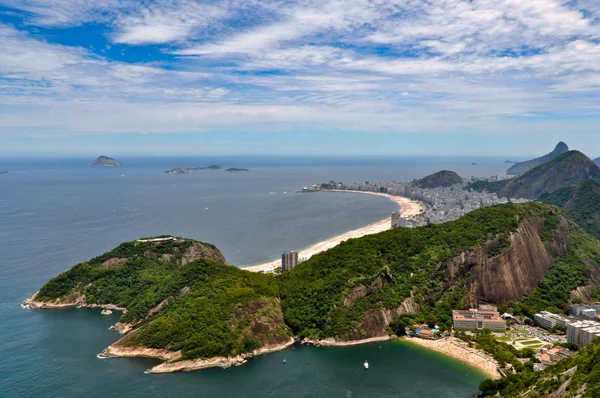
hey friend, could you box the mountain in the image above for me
[415,170,462,188]
[594,157,600,166]
[25,203,600,373]
[497,151,599,200]
[90,156,122,167]
[506,141,569,175]
[541,179,600,240]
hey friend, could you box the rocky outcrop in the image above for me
[445,217,569,306]
[342,295,418,341]
[343,268,393,307]
[24,291,86,309]
[100,257,127,268]
[181,242,227,265]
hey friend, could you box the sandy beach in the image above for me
[400,337,502,380]
[244,191,424,273]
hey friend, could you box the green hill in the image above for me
[26,203,600,374]
[541,179,600,240]
[507,141,569,175]
[498,151,599,200]
[415,170,463,188]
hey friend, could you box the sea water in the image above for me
[0,156,512,397]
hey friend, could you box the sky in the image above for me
[1,0,600,156]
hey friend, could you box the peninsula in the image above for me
[90,156,122,167]
[24,202,600,382]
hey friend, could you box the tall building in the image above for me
[391,211,401,228]
[281,250,299,271]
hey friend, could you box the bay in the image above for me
[0,156,511,397]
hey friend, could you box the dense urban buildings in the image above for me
[452,305,506,332]
[569,303,600,318]
[534,311,572,329]
[303,178,529,228]
[567,320,600,346]
[281,250,299,271]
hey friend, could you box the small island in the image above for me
[225,168,249,172]
[164,165,223,174]
[471,162,478,166]
[0,171,7,174]
[164,168,192,175]
[90,156,122,167]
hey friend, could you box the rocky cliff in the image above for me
[446,216,568,306]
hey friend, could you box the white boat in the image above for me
[364,360,369,370]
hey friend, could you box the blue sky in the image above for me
[1,0,600,156]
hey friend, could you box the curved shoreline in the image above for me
[400,337,501,380]
[244,191,424,273]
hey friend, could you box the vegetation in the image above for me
[498,151,599,200]
[33,202,600,368]
[414,170,463,188]
[480,336,600,397]
[467,179,510,193]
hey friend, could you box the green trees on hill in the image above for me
[32,202,600,364]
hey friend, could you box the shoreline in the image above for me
[400,337,501,380]
[244,191,424,273]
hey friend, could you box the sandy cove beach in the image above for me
[400,337,502,380]
[244,191,424,273]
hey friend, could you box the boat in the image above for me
[364,360,369,370]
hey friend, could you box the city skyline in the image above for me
[1,1,600,155]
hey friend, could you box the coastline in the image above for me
[244,191,424,273]
[400,337,501,380]
[100,338,296,374]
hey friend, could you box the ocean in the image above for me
[0,156,514,397]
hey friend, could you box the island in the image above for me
[0,171,7,174]
[504,160,517,164]
[471,162,478,166]
[225,168,249,172]
[90,156,122,167]
[164,168,192,175]
[164,165,223,174]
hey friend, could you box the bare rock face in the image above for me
[342,295,418,341]
[100,258,128,268]
[180,242,227,265]
[343,268,393,307]
[446,217,569,306]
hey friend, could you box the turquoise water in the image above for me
[0,156,508,397]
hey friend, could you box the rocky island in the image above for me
[24,203,600,379]
[164,165,223,174]
[90,156,122,167]
[225,168,249,172]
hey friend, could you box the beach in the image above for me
[400,337,502,380]
[244,191,424,273]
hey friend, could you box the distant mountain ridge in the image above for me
[90,156,122,167]
[506,142,569,175]
[498,150,599,200]
[415,170,462,188]
[594,157,600,166]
